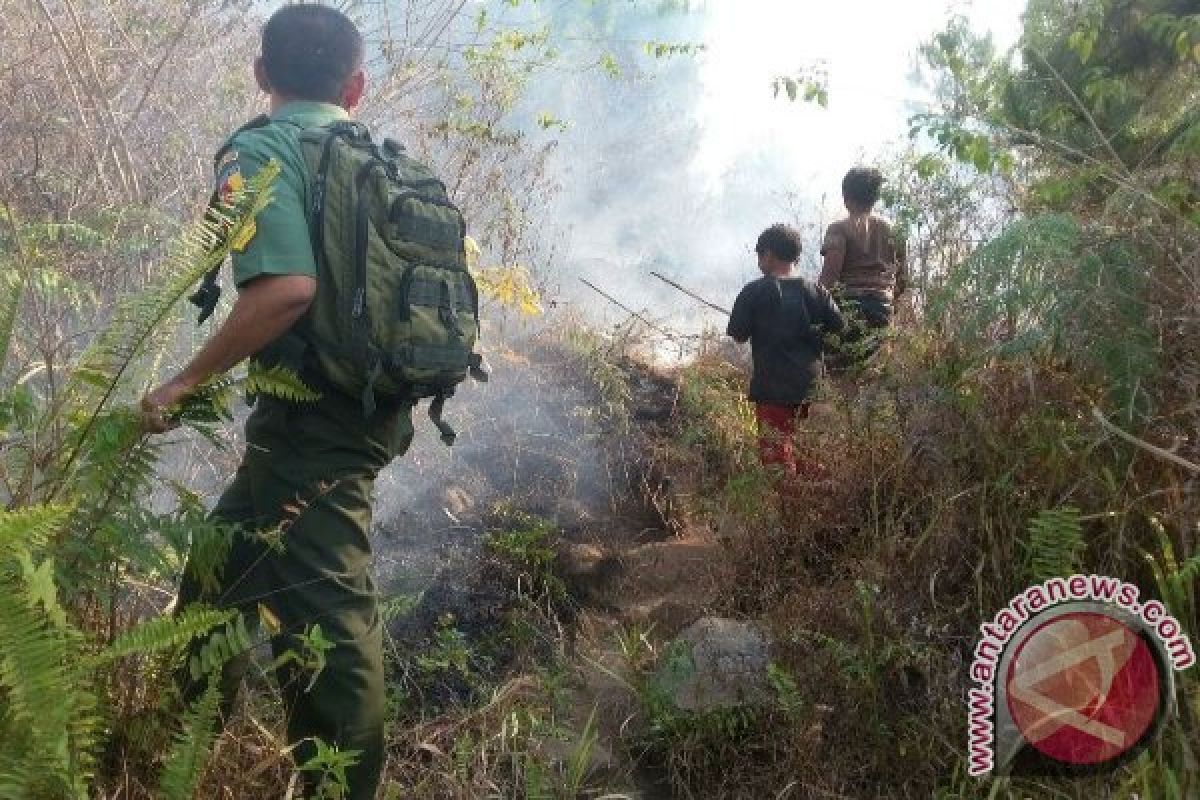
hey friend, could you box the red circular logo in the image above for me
[1005,612,1162,766]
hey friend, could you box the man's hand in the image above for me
[139,274,316,435]
[140,378,196,434]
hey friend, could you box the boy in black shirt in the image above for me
[727,224,845,480]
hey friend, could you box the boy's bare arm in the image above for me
[819,247,844,290]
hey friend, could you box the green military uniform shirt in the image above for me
[214,102,349,286]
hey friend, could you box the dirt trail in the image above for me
[542,362,732,797]
[373,343,730,796]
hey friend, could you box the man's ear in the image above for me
[341,68,366,111]
[253,57,271,93]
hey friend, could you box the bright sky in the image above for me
[692,0,1025,212]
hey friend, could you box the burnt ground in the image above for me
[369,333,727,795]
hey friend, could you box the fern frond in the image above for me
[158,677,221,800]
[69,165,278,403]
[173,374,238,429]
[97,607,235,666]
[1026,506,1084,581]
[0,504,73,554]
[111,501,235,586]
[170,363,318,439]
[0,501,101,796]
[46,163,280,499]
[67,408,154,504]
[0,582,95,797]
[1142,517,1197,623]
[244,363,320,404]
[188,613,254,681]
[181,521,238,597]
[16,552,67,629]
[0,742,80,800]
[49,412,165,596]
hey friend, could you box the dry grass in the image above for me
[640,324,1199,798]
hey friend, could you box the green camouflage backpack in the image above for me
[194,119,485,445]
[295,121,484,443]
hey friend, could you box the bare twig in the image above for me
[649,271,731,316]
[1031,49,1130,179]
[578,278,675,338]
[30,0,114,196]
[60,0,139,198]
[1092,407,1200,474]
[128,0,207,127]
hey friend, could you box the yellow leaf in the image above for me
[230,218,256,252]
[258,603,282,635]
[471,264,544,317]
[464,236,483,270]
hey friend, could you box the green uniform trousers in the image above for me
[178,390,412,800]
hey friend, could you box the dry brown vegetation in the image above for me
[2,1,1198,798]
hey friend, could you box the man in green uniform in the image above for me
[141,6,409,797]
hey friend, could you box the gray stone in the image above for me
[661,617,771,711]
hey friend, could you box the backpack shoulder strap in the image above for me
[301,121,375,273]
[212,114,271,167]
[190,115,273,324]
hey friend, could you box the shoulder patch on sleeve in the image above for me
[214,148,256,251]
[215,150,245,206]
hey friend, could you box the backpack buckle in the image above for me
[428,393,457,446]
[468,352,489,383]
[189,274,221,324]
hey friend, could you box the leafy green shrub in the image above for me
[0,162,317,798]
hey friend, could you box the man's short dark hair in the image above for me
[842,167,884,210]
[262,5,364,104]
[755,224,803,264]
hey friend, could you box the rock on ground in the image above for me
[663,617,771,712]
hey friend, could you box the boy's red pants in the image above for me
[754,402,811,478]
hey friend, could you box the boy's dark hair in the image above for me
[755,224,803,264]
[842,167,884,210]
[261,5,364,104]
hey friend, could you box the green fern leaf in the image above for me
[1142,517,1197,624]
[97,607,234,665]
[0,584,95,797]
[158,678,221,800]
[47,163,280,499]
[0,504,73,554]
[173,375,238,428]
[181,522,237,596]
[17,553,67,629]
[70,167,277,402]
[243,363,321,404]
[1027,506,1084,581]
[188,614,254,681]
